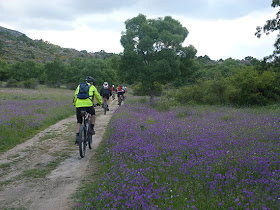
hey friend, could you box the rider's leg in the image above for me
[117,93,120,103]
[76,123,81,133]
[88,105,96,134]
[102,97,105,107]
[107,96,110,105]
[90,115,95,132]
[106,97,109,110]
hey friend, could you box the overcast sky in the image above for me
[0,0,278,60]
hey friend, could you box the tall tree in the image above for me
[44,57,66,87]
[177,45,199,85]
[255,0,280,59]
[120,14,189,99]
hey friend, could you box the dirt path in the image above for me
[0,99,120,210]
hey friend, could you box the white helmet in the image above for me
[103,82,108,88]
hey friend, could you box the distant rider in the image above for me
[117,84,124,105]
[111,85,116,100]
[99,82,112,111]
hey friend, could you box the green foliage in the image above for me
[175,78,231,105]
[0,87,75,153]
[0,39,3,53]
[173,66,280,106]
[0,59,8,80]
[5,78,18,88]
[229,67,279,105]
[132,81,162,96]
[176,45,200,85]
[44,57,66,87]
[151,96,180,111]
[0,54,120,89]
[255,0,280,59]
[120,14,190,98]
[22,78,38,89]
[7,60,43,82]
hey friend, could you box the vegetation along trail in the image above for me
[0,98,119,210]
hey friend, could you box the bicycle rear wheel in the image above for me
[119,96,122,106]
[104,100,107,115]
[79,125,86,158]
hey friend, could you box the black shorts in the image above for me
[76,106,95,124]
[102,93,110,100]
[118,92,124,97]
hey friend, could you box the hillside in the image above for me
[0,26,115,63]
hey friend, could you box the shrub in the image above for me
[23,78,38,89]
[5,78,18,88]
[132,82,162,96]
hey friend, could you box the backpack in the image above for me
[77,82,91,99]
[117,86,123,92]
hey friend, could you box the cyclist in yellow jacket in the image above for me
[73,76,102,144]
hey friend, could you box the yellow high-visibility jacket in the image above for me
[73,83,102,108]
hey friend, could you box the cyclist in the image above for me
[111,85,116,100]
[73,76,102,144]
[99,82,112,111]
[117,84,124,105]
[123,85,127,100]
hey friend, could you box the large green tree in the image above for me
[256,0,280,59]
[120,14,189,99]
[44,57,66,87]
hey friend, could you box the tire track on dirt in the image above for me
[0,99,119,210]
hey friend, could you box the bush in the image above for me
[23,78,38,89]
[5,78,18,88]
[66,83,78,90]
[132,82,163,96]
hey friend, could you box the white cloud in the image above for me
[0,0,278,59]
[27,27,123,53]
[179,8,278,60]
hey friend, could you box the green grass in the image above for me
[0,86,76,154]
[0,163,11,169]
[39,133,59,142]
[20,154,70,179]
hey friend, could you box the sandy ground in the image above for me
[0,98,119,210]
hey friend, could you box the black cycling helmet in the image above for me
[86,76,95,85]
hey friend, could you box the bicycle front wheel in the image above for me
[79,125,86,158]
[88,132,92,149]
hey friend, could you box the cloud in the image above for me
[67,0,139,14]
[27,26,123,53]
[0,0,273,31]
[0,0,278,59]
[135,0,272,19]
[179,8,279,60]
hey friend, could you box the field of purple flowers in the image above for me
[0,87,75,153]
[76,101,280,209]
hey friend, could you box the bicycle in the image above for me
[118,94,124,106]
[112,91,115,100]
[78,104,98,158]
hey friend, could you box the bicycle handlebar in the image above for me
[93,103,101,107]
